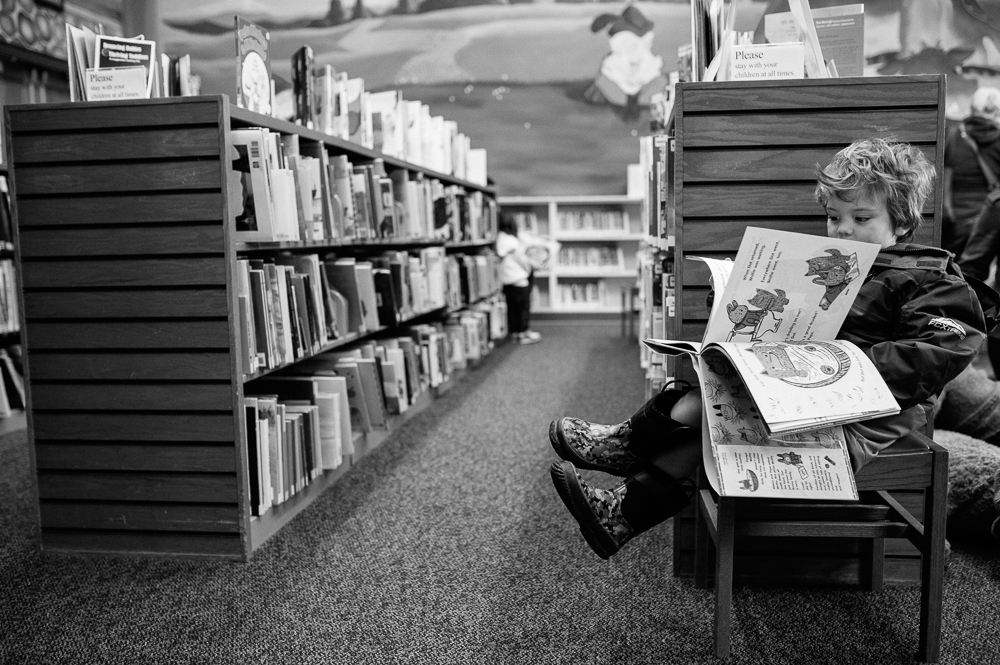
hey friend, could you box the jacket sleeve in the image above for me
[865,272,987,411]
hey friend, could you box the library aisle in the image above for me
[1,324,998,664]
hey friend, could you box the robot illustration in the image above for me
[805,249,861,310]
[777,451,810,479]
[751,340,850,388]
[726,288,789,342]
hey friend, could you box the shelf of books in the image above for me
[636,133,677,398]
[5,95,505,560]
[498,195,643,315]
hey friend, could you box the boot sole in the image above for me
[549,461,620,560]
[548,419,634,478]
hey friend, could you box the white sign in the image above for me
[85,67,148,101]
[730,43,805,81]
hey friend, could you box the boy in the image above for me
[548,138,992,560]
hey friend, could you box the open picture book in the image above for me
[645,227,901,501]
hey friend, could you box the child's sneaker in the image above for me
[518,331,542,345]
[549,418,640,476]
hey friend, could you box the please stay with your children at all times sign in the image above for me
[730,42,805,80]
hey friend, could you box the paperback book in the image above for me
[645,227,898,501]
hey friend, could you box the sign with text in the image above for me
[94,35,156,97]
[730,43,805,81]
[85,67,148,101]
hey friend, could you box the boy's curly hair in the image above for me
[814,138,935,241]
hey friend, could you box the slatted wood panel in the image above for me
[6,97,245,560]
[672,76,946,358]
[669,76,947,585]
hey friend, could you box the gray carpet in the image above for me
[1,323,999,664]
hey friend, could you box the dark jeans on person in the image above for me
[503,283,531,334]
[957,203,1000,282]
[956,200,1000,377]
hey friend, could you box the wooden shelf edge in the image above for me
[243,306,449,381]
[248,461,353,551]
[498,195,642,205]
[553,270,635,278]
[229,102,496,195]
[554,234,645,242]
[537,307,628,315]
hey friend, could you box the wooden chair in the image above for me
[694,430,948,661]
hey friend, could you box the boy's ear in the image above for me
[894,221,915,241]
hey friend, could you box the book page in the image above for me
[709,340,898,434]
[697,351,857,500]
[643,339,702,356]
[642,256,732,355]
[691,256,734,326]
[702,227,881,346]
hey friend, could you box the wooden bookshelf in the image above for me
[498,194,643,314]
[5,95,499,560]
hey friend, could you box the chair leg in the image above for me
[714,496,736,659]
[863,537,886,592]
[695,476,711,589]
[918,448,948,663]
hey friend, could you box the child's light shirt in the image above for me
[497,231,531,287]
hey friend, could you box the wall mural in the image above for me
[161,0,1000,196]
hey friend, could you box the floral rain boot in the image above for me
[548,382,693,476]
[549,459,694,559]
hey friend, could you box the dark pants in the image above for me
[618,388,698,531]
[958,203,1000,376]
[957,201,1000,282]
[503,283,531,334]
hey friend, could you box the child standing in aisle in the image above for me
[497,211,542,345]
[547,138,992,559]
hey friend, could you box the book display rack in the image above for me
[5,95,502,560]
[651,74,946,586]
[498,195,643,314]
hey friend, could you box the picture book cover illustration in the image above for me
[234,16,272,115]
[645,227,902,501]
[93,34,157,97]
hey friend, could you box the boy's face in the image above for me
[824,191,901,248]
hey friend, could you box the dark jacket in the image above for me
[838,243,989,470]
[946,115,1000,195]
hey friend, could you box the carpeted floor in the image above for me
[1,323,999,664]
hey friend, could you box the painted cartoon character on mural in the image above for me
[805,248,860,311]
[725,288,789,342]
[584,4,668,121]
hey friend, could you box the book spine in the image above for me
[291,45,315,129]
